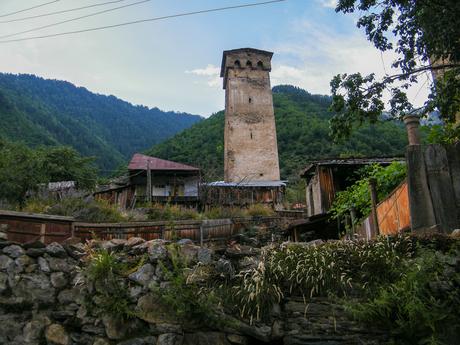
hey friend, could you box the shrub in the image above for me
[348,248,460,345]
[153,244,221,326]
[244,204,276,217]
[329,161,406,225]
[46,197,127,222]
[229,236,413,323]
[83,248,144,320]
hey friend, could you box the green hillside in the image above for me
[148,85,408,180]
[0,73,202,172]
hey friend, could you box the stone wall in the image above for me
[0,234,386,345]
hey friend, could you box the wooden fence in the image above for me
[0,210,74,245]
[356,181,410,240]
[407,143,460,233]
[0,210,282,245]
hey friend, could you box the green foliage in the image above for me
[154,244,220,326]
[426,123,460,145]
[329,161,406,223]
[147,204,201,221]
[149,86,408,180]
[0,139,98,205]
[84,249,135,320]
[229,236,413,323]
[348,248,460,345]
[233,253,283,323]
[44,197,127,222]
[0,73,202,171]
[37,146,98,190]
[285,178,306,207]
[330,0,460,139]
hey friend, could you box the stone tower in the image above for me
[221,48,281,183]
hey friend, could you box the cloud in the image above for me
[270,19,429,107]
[185,64,221,87]
[317,0,337,9]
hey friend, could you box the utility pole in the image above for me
[146,160,152,203]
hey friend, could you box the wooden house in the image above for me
[95,154,200,209]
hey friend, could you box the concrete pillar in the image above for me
[403,115,421,145]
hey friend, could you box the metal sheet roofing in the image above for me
[128,153,199,172]
[301,157,404,177]
[207,180,286,188]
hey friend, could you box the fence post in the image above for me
[200,222,204,247]
[446,142,460,227]
[424,144,458,233]
[406,145,436,231]
[368,178,380,236]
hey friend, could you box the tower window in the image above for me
[250,131,253,139]
[234,60,241,68]
[246,60,253,68]
[249,97,252,104]
[257,61,264,68]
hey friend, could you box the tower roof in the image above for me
[220,48,273,77]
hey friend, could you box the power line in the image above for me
[0,0,128,24]
[0,0,287,44]
[0,0,151,40]
[0,0,61,19]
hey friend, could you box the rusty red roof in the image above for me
[128,153,199,172]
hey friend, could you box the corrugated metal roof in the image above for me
[207,180,286,187]
[128,153,199,172]
[301,157,404,177]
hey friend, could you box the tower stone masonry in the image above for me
[220,48,281,183]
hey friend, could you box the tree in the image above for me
[38,146,98,190]
[329,0,460,140]
[0,140,98,205]
[0,140,42,205]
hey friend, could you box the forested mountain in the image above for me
[0,73,202,171]
[148,85,408,180]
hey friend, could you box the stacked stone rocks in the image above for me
[0,236,385,345]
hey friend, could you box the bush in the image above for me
[153,244,221,326]
[329,161,406,225]
[348,248,460,345]
[46,197,127,222]
[83,248,135,320]
[229,236,413,323]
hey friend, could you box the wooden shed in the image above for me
[301,157,403,217]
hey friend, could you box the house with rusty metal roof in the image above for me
[95,153,200,209]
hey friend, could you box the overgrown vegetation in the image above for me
[152,244,221,326]
[0,139,98,205]
[146,203,275,221]
[229,236,412,323]
[221,235,459,344]
[83,248,140,320]
[23,197,127,222]
[348,246,460,345]
[329,161,406,225]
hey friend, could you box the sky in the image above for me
[0,0,430,117]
